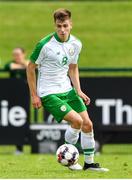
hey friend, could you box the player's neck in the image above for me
[54,32,70,43]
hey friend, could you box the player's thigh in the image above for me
[41,95,72,123]
[79,110,93,132]
[64,110,83,129]
[67,89,87,113]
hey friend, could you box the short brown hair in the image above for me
[53,8,71,22]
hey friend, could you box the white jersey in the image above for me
[30,32,82,97]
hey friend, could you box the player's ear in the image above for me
[54,23,56,30]
[54,20,57,29]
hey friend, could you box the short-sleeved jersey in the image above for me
[30,32,82,97]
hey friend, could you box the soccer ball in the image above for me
[56,144,79,166]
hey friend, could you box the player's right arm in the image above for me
[27,39,45,109]
[26,62,42,108]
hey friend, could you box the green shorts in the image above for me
[41,88,87,123]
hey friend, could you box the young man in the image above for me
[27,9,109,171]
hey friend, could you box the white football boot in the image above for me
[68,163,83,170]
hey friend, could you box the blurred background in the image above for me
[0,0,132,178]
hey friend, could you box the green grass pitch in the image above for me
[0,144,132,178]
[0,1,132,69]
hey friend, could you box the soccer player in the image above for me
[27,9,109,171]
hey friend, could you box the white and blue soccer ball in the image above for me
[56,144,79,166]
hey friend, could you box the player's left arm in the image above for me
[68,64,90,105]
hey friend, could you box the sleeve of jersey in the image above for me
[30,42,45,64]
[71,41,82,64]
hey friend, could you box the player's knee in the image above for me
[72,117,83,129]
[82,120,93,133]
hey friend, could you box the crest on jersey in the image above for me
[69,47,75,56]
[60,105,67,112]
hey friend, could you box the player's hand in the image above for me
[31,95,42,109]
[77,90,91,105]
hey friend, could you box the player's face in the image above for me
[55,19,72,42]
[12,49,25,63]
